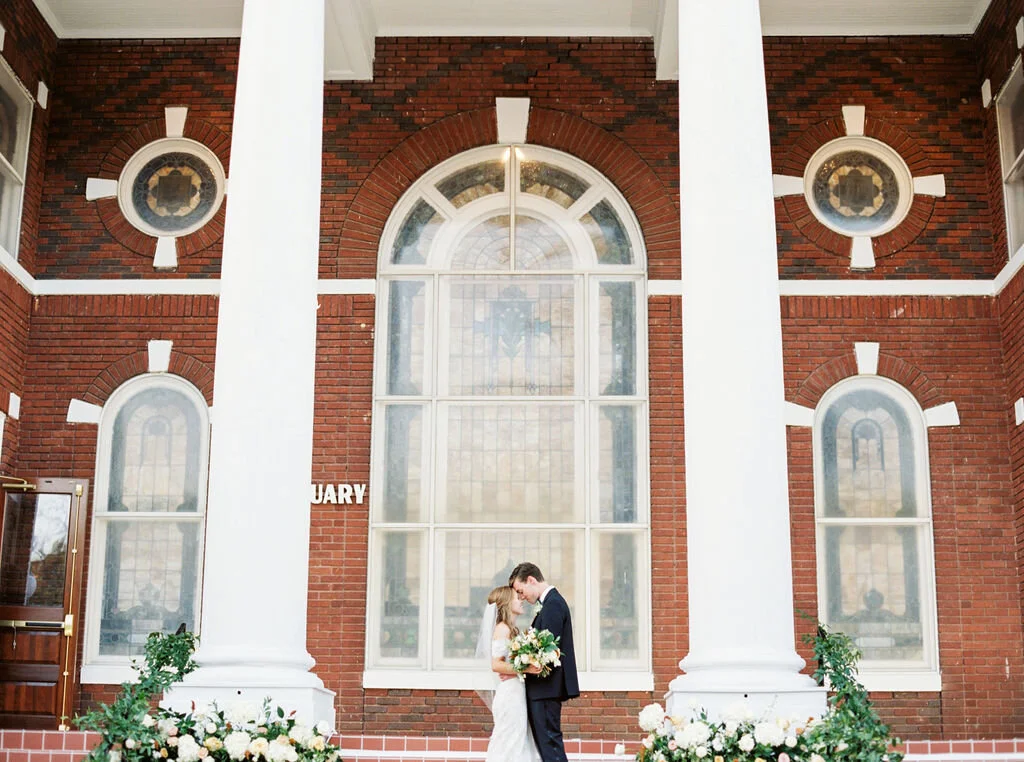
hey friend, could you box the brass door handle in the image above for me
[0,617,73,636]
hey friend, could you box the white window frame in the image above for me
[812,376,941,693]
[81,374,211,684]
[365,144,653,692]
[0,55,34,261]
[996,56,1024,259]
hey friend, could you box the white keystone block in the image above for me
[772,175,804,198]
[854,342,880,376]
[851,236,875,270]
[495,97,530,145]
[148,340,173,373]
[7,393,20,419]
[924,401,960,427]
[913,175,946,197]
[1016,398,1024,426]
[842,105,866,136]
[154,236,178,269]
[67,399,102,424]
[86,178,119,201]
[982,79,993,108]
[36,81,48,109]
[165,106,188,138]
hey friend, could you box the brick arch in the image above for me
[336,106,680,278]
[81,350,215,408]
[792,349,943,410]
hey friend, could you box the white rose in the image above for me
[309,737,326,752]
[712,738,723,752]
[638,703,666,732]
[315,721,332,737]
[125,740,136,750]
[224,732,251,761]
[811,755,826,762]
[785,736,797,748]
[724,720,738,736]
[205,723,217,735]
[288,725,313,746]
[643,736,654,750]
[754,722,785,747]
[176,736,201,762]
[267,738,297,762]
[141,715,156,728]
[157,719,178,738]
[738,734,755,753]
[695,746,708,758]
[836,741,849,752]
[248,738,270,759]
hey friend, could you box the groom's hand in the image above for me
[524,665,542,675]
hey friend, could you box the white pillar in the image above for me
[666,0,825,721]
[163,0,334,724]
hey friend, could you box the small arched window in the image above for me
[83,375,209,673]
[814,377,939,687]
[367,145,650,687]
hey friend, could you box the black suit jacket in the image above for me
[524,588,580,702]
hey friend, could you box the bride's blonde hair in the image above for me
[488,585,520,638]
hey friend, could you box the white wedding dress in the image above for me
[486,639,541,762]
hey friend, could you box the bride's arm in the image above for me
[490,623,518,676]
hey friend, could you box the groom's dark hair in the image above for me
[509,562,545,585]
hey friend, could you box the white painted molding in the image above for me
[647,279,682,296]
[495,97,530,145]
[154,236,178,269]
[913,174,946,197]
[924,401,960,427]
[994,242,1024,294]
[208,405,214,425]
[148,340,173,373]
[0,23,5,52]
[36,81,48,109]
[857,670,942,693]
[779,279,993,296]
[1017,17,1024,49]
[0,246,34,292]
[67,399,102,424]
[783,401,815,427]
[85,177,119,201]
[850,236,875,270]
[30,0,67,38]
[982,78,993,108]
[8,393,20,420]
[362,669,654,693]
[842,105,865,136]
[653,0,678,80]
[854,342,880,375]
[317,279,376,295]
[1015,398,1024,426]
[165,106,188,138]
[772,174,804,198]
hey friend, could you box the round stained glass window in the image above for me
[118,138,225,238]
[803,137,912,238]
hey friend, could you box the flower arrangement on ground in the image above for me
[507,627,561,680]
[76,631,341,762]
[633,625,903,762]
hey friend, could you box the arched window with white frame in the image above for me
[814,376,940,690]
[367,145,651,689]
[82,374,209,680]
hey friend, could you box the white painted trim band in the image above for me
[854,341,880,375]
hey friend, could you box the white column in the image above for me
[666,0,825,720]
[163,0,334,724]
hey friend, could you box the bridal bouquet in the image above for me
[508,627,561,680]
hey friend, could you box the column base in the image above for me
[666,674,827,723]
[162,666,336,726]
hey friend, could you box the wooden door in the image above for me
[0,478,88,729]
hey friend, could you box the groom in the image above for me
[509,562,579,762]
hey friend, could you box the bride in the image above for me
[477,586,541,762]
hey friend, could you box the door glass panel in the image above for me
[0,493,71,607]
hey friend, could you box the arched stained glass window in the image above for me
[815,378,939,681]
[368,145,650,684]
[84,375,209,668]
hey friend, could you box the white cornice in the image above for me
[30,0,67,38]
[968,0,994,33]
[55,26,241,39]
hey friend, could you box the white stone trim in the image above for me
[324,0,376,81]
[165,106,188,138]
[154,236,178,269]
[148,340,173,373]
[647,279,682,296]
[0,23,5,51]
[982,78,993,108]
[80,663,139,685]
[858,669,942,693]
[784,401,815,427]
[362,669,653,693]
[913,175,947,197]
[30,0,67,38]
[1015,398,1024,425]
[317,278,376,294]
[854,341,880,375]
[842,104,865,136]
[772,174,803,198]
[779,279,994,296]
[924,401,960,427]
[495,97,530,145]
[8,392,20,419]
[85,178,119,201]
[851,236,875,270]
[1017,17,1024,49]
[36,81,48,109]
[66,398,102,424]
[653,0,678,81]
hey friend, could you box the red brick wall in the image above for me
[783,295,1024,739]
[0,268,29,472]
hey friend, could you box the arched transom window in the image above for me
[367,145,650,686]
[814,377,939,688]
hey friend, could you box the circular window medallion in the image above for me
[803,137,912,238]
[118,138,225,238]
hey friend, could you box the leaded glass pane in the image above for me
[0,66,30,173]
[810,152,900,235]
[446,277,575,396]
[594,531,640,661]
[392,200,443,265]
[441,404,579,523]
[597,405,637,523]
[824,524,923,662]
[580,200,632,265]
[109,388,201,513]
[439,529,580,661]
[597,281,636,395]
[515,215,574,270]
[386,280,428,395]
[379,530,423,660]
[381,405,426,522]
[821,389,916,518]
[0,493,71,607]
[98,519,200,656]
[451,215,510,270]
[520,161,588,208]
[437,160,505,208]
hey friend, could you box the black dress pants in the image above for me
[527,698,567,762]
